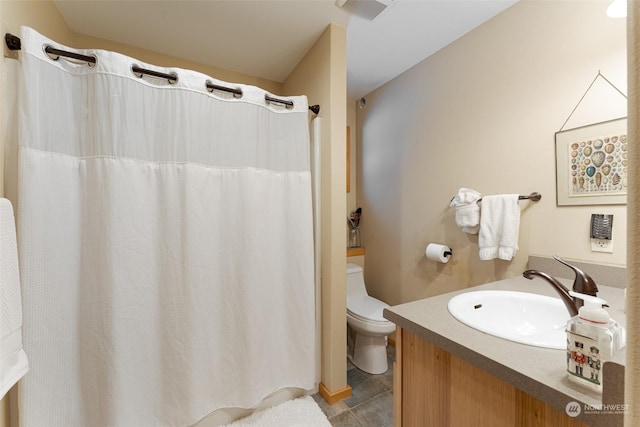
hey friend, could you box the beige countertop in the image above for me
[383,275,627,426]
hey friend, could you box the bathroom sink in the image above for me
[447,290,570,349]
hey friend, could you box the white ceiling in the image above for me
[52,0,518,100]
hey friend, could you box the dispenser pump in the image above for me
[568,291,609,324]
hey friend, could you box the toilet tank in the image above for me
[346,263,368,298]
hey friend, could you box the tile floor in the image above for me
[312,346,395,427]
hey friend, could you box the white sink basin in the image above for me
[447,290,570,349]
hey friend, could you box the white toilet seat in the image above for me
[347,295,390,322]
[347,295,395,335]
[347,312,396,336]
[347,310,392,326]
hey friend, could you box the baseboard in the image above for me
[318,383,352,405]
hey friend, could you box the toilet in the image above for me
[346,263,395,374]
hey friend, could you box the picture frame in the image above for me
[555,117,627,206]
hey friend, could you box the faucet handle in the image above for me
[553,255,598,296]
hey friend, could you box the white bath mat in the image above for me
[223,396,331,427]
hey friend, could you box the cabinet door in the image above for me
[399,329,589,427]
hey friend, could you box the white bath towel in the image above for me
[478,194,520,261]
[0,198,29,399]
[449,188,482,234]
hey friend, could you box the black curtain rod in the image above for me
[5,33,320,114]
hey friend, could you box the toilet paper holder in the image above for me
[425,243,453,263]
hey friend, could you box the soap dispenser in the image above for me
[565,291,625,392]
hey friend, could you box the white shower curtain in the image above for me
[15,27,316,427]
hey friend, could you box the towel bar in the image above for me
[476,192,541,204]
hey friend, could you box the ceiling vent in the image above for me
[336,0,396,21]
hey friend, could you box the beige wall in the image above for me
[356,0,628,307]
[283,23,348,395]
[1,0,73,45]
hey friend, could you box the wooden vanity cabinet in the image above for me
[393,327,590,427]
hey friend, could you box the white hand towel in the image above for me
[449,188,481,234]
[478,195,520,261]
[0,198,29,399]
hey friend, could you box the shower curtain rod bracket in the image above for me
[5,33,21,51]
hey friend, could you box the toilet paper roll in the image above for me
[426,243,452,263]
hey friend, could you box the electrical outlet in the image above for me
[591,238,613,253]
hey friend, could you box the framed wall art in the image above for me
[555,117,627,206]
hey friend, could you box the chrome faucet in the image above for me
[522,255,599,317]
